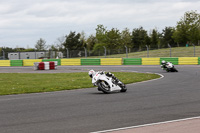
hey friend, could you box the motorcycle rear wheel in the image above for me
[173,68,178,72]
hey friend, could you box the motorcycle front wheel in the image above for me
[97,80,111,94]
[120,84,127,92]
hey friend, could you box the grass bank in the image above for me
[0,72,160,95]
[85,46,200,58]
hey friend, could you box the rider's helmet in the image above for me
[161,60,166,65]
[88,69,95,78]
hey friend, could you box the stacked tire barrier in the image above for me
[50,62,55,69]
[34,61,57,70]
[39,62,45,70]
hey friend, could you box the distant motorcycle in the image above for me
[162,62,178,72]
[90,71,127,94]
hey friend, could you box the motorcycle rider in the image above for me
[88,69,120,84]
[161,60,167,70]
[88,69,96,78]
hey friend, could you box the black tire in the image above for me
[120,84,127,92]
[97,81,111,94]
[174,68,178,72]
[171,67,178,72]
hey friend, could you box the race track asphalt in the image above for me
[0,65,200,133]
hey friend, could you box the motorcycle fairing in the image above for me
[92,73,121,92]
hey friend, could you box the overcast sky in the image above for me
[0,0,200,48]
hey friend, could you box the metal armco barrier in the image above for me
[10,60,23,66]
[100,58,122,65]
[178,57,198,65]
[0,60,10,66]
[81,59,100,65]
[142,58,160,65]
[61,59,81,66]
[123,58,142,65]
[24,59,42,66]
[198,57,200,65]
[160,58,178,65]
[1,57,200,67]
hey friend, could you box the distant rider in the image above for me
[161,60,167,70]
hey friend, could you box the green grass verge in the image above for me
[79,46,200,58]
[0,72,160,95]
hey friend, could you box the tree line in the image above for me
[1,10,200,55]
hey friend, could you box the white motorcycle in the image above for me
[164,62,178,72]
[91,71,127,94]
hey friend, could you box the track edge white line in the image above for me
[91,116,200,133]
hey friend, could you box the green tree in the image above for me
[131,27,148,50]
[91,43,106,56]
[95,24,107,44]
[86,34,96,51]
[186,11,200,45]
[80,31,87,48]
[145,35,151,48]
[35,38,47,51]
[63,31,81,50]
[48,44,58,51]
[22,48,35,52]
[121,28,132,48]
[1,47,15,59]
[160,27,175,47]
[106,28,121,49]
[0,47,3,59]
[55,36,65,51]
[150,29,159,49]
[173,10,200,46]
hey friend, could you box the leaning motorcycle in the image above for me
[163,62,178,72]
[91,71,127,94]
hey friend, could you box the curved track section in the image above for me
[0,65,200,133]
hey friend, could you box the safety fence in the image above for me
[1,46,200,60]
[0,57,200,67]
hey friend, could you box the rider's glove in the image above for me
[100,71,104,74]
[107,72,114,77]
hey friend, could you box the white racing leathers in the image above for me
[91,71,127,94]
[162,62,178,72]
